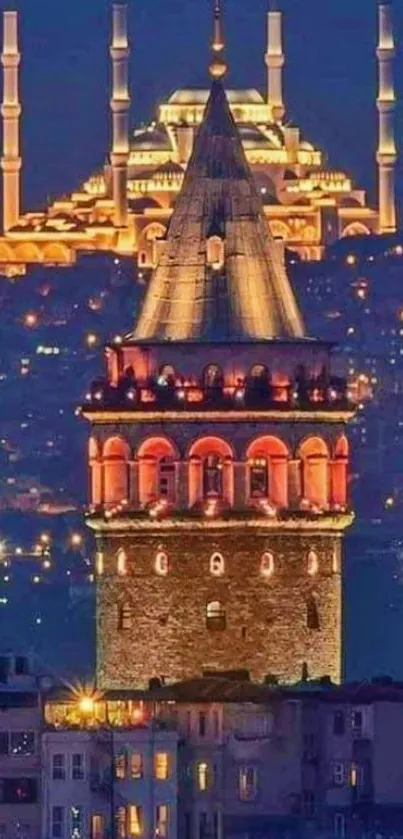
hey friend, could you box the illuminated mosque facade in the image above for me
[83,5,355,690]
[0,1,398,277]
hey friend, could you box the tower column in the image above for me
[110,2,130,228]
[377,2,397,234]
[265,4,285,121]
[1,11,21,233]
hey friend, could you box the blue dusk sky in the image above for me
[3,0,403,213]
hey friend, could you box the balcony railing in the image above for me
[82,378,352,413]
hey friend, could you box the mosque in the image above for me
[0,1,398,276]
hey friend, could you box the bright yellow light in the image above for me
[70,533,83,548]
[346,254,356,266]
[40,533,50,545]
[86,333,98,349]
[79,695,95,714]
[385,496,395,509]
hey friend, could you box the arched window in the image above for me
[203,365,224,392]
[307,550,319,576]
[188,437,234,508]
[155,551,169,576]
[118,602,132,631]
[206,601,226,631]
[117,549,127,576]
[332,435,349,508]
[260,552,275,578]
[203,455,223,498]
[137,437,178,505]
[206,236,224,270]
[197,761,210,791]
[307,597,320,631]
[210,553,225,577]
[103,437,131,506]
[249,457,268,498]
[157,365,176,388]
[247,365,270,401]
[246,437,289,508]
[298,437,330,510]
[96,552,104,575]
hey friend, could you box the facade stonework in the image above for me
[96,531,342,689]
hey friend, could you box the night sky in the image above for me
[4,0,403,211]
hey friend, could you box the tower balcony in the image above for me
[81,375,353,419]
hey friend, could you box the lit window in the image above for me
[238,766,257,801]
[115,753,126,780]
[332,762,345,786]
[10,732,35,756]
[260,552,274,578]
[117,549,127,576]
[206,601,226,631]
[71,754,84,781]
[70,806,83,839]
[91,815,104,839]
[96,552,104,575]
[210,553,225,577]
[155,805,169,838]
[197,761,210,792]
[206,236,225,270]
[52,753,66,781]
[130,753,143,780]
[128,805,143,837]
[115,808,126,839]
[350,762,359,787]
[118,602,132,632]
[307,550,319,576]
[51,806,64,839]
[249,458,268,498]
[155,551,169,577]
[155,752,169,781]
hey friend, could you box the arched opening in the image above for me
[246,437,289,508]
[246,365,271,403]
[14,243,41,263]
[260,552,275,578]
[137,437,178,506]
[88,437,102,506]
[155,550,169,576]
[210,553,225,577]
[157,365,176,388]
[307,550,319,576]
[341,223,371,238]
[206,236,225,270]
[307,596,320,631]
[298,437,330,510]
[103,437,131,506]
[188,437,234,507]
[117,548,128,576]
[137,223,167,268]
[206,601,226,631]
[42,243,71,264]
[203,365,224,399]
[118,601,132,631]
[332,435,349,507]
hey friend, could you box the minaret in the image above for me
[265,1,285,121]
[377,1,397,234]
[1,10,21,233]
[110,2,130,228]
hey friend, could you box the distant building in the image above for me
[0,2,398,275]
[0,653,43,839]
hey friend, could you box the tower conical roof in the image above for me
[134,80,305,342]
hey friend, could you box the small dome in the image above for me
[131,125,174,152]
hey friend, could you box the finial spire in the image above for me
[209,0,228,80]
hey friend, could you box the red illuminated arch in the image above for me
[137,437,178,505]
[103,436,131,506]
[188,437,234,508]
[88,437,102,506]
[332,435,349,507]
[246,436,289,508]
[297,436,330,510]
